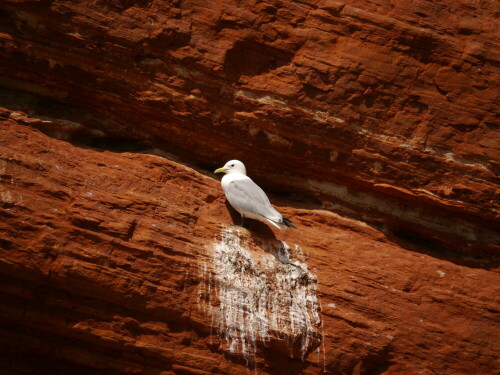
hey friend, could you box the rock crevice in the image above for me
[0,0,499,373]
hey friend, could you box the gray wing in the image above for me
[226,178,282,222]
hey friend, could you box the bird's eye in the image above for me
[231,164,234,167]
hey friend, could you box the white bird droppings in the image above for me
[198,228,322,363]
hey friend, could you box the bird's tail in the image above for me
[265,217,297,230]
[283,217,297,229]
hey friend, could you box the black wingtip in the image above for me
[283,217,297,229]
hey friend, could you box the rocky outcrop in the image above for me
[0,0,499,374]
[1,113,498,374]
[0,0,498,256]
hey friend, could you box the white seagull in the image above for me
[214,160,296,230]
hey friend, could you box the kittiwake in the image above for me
[214,160,296,230]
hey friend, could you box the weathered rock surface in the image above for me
[0,0,498,256]
[1,113,499,374]
[0,0,499,374]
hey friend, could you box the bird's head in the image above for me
[214,160,246,175]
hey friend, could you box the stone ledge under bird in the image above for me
[214,160,296,230]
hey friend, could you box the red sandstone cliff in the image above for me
[0,0,498,374]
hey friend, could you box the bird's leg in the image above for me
[241,215,253,230]
[230,215,245,228]
[230,215,253,230]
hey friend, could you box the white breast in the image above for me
[221,173,250,193]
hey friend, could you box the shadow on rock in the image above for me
[224,200,278,239]
[223,200,299,265]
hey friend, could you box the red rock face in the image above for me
[0,0,498,374]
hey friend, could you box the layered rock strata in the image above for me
[1,115,498,374]
[0,0,498,257]
[0,0,499,373]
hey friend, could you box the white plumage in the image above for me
[214,160,296,230]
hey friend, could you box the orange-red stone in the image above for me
[0,0,498,373]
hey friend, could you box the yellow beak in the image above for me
[214,167,227,174]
